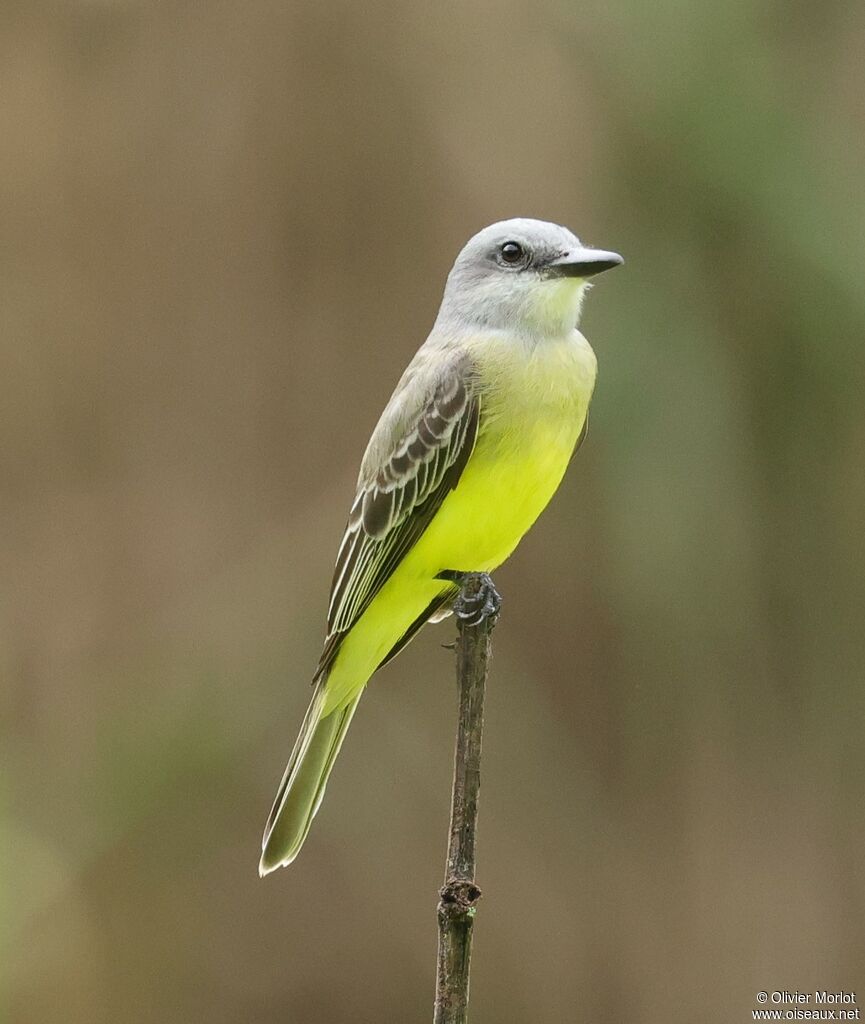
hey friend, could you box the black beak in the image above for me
[547,246,624,279]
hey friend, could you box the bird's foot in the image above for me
[437,570,501,628]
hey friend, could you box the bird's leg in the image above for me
[436,570,502,629]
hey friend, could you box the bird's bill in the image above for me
[546,247,624,279]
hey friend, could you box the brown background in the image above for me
[4,1,865,1022]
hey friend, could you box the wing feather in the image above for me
[315,355,479,682]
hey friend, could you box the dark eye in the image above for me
[500,241,525,264]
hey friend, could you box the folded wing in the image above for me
[315,354,480,681]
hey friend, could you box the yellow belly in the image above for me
[418,421,579,569]
[322,331,596,714]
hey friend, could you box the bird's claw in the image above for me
[453,572,501,628]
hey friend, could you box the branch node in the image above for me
[439,878,483,909]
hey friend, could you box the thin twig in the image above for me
[433,572,500,1024]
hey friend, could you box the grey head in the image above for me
[435,218,622,337]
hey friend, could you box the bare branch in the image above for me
[434,572,500,1024]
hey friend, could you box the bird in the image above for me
[259,218,622,875]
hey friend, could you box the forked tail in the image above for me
[259,683,361,875]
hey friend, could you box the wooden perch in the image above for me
[433,572,500,1024]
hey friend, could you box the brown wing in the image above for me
[314,357,479,681]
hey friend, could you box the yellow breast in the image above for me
[414,329,597,572]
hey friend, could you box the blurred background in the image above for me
[3,1,864,1021]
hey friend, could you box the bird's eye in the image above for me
[500,241,525,265]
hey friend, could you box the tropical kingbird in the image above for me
[260,218,622,875]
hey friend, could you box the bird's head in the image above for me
[437,218,622,337]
